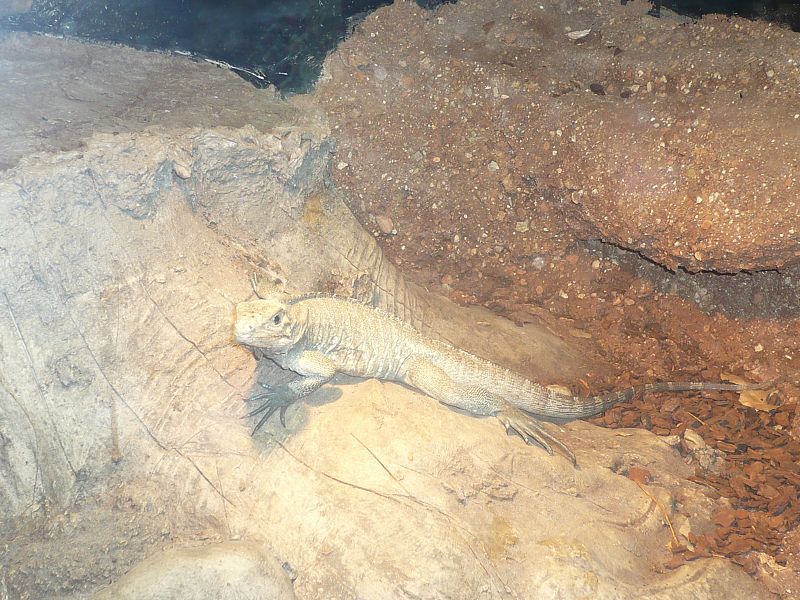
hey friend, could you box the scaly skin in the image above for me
[234,294,768,464]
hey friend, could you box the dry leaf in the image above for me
[721,372,779,412]
[628,466,652,485]
[737,389,779,412]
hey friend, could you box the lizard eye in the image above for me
[272,313,282,325]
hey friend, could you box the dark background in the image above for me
[2,0,799,92]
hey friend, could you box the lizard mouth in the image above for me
[233,305,262,346]
[233,318,266,347]
[233,328,252,345]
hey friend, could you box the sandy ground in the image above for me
[311,0,800,592]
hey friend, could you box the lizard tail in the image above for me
[533,380,771,420]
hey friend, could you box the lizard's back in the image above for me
[299,297,539,397]
[298,297,432,381]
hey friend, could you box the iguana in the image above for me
[233,292,768,464]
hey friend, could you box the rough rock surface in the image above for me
[314,0,800,274]
[92,543,295,600]
[0,30,775,600]
[0,32,300,171]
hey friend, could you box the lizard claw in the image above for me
[249,405,281,433]
[496,406,577,466]
[244,384,298,434]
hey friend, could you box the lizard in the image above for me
[233,291,769,465]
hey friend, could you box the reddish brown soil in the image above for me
[312,0,800,593]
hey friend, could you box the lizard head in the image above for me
[234,297,301,355]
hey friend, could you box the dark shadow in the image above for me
[580,239,800,319]
[624,0,800,31]
[1,0,459,92]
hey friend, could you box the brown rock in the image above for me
[374,214,394,234]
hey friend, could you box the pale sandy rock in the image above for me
[92,543,294,600]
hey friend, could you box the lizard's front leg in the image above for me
[248,350,337,433]
[405,356,576,464]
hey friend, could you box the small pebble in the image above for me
[374,214,394,234]
[173,163,191,179]
[567,29,591,41]
[589,82,605,95]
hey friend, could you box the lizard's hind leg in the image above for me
[495,406,577,465]
[405,357,576,464]
[405,356,505,415]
